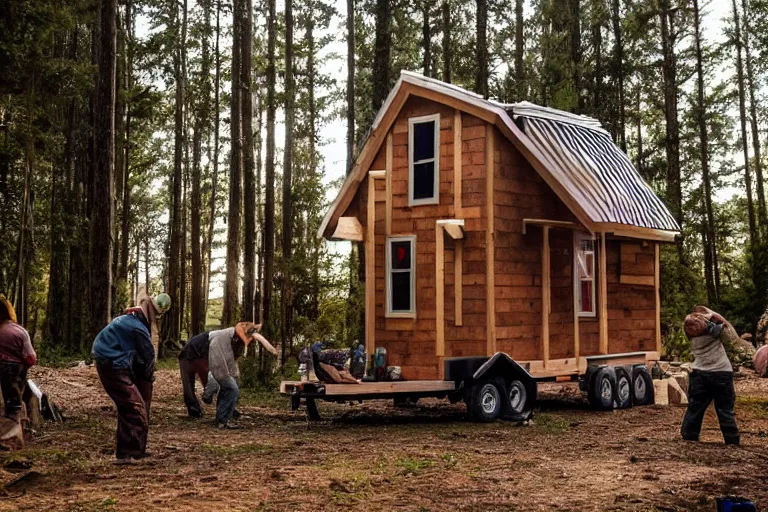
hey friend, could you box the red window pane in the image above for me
[581,281,593,312]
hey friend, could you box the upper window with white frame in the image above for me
[408,114,440,206]
[574,233,596,317]
[386,236,416,317]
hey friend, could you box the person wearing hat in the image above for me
[92,293,171,463]
[680,310,740,446]
[205,322,276,429]
[0,294,36,422]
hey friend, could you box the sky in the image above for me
[136,0,738,298]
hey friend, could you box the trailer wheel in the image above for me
[498,377,534,420]
[631,366,654,406]
[614,367,632,409]
[468,380,502,422]
[588,367,616,410]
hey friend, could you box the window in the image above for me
[408,114,440,206]
[386,236,416,317]
[574,233,596,317]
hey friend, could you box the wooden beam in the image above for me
[522,218,581,235]
[455,239,463,326]
[442,223,464,240]
[619,274,654,286]
[280,380,458,396]
[386,133,393,235]
[599,223,678,243]
[599,232,608,354]
[655,242,661,354]
[542,225,550,368]
[330,217,364,242]
[573,233,580,361]
[365,175,376,357]
[436,224,445,357]
[486,125,496,356]
[454,110,462,216]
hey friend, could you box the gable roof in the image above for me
[320,71,680,241]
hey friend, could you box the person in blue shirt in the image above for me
[92,293,171,464]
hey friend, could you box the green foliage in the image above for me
[662,326,692,362]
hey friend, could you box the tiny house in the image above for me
[290,72,679,418]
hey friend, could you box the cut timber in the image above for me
[331,217,364,242]
[598,232,608,354]
[386,133,393,235]
[455,239,463,326]
[653,379,669,406]
[485,125,496,356]
[524,358,579,378]
[619,274,654,286]
[437,219,464,240]
[436,223,445,357]
[541,225,550,367]
[584,351,659,368]
[280,380,457,396]
[655,243,661,354]
[454,110,462,215]
[522,218,580,235]
[667,377,688,406]
[365,171,385,356]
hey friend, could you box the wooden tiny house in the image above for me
[320,72,679,382]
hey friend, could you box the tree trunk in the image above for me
[263,0,277,339]
[255,96,264,323]
[475,0,488,98]
[731,0,757,250]
[741,0,766,228]
[307,10,320,322]
[179,0,190,337]
[119,0,133,288]
[693,0,718,304]
[281,0,295,366]
[223,0,243,326]
[242,0,256,322]
[422,4,431,76]
[442,0,451,83]
[611,0,625,150]
[346,0,356,171]
[90,0,117,339]
[570,0,582,113]
[515,0,524,99]
[659,0,684,262]
[591,0,602,120]
[371,0,391,111]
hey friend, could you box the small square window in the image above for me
[574,233,596,317]
[386,236,416,317]
[408,114,440,206]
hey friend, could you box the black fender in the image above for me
[471,352,534,382]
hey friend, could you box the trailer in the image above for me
[281,351,657,421]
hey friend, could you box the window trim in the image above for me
[386,235,417,318]
[408,114,441,206]
[574,232,597,318]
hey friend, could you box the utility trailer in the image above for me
[280,351,656,422]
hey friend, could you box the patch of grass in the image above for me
[395,456,434,475]
[440,452,457,467]
[155,357,180,371]
[199,442,275,457]
[238,389,287,410]
[534,413,570,435]
[736,396,768,419]
[66,497,118,512]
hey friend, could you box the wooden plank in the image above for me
[455,239,463,326]
[599,232,608,354]
[655,243,661,354]
[454,110,462,215]
[365,175,376,357]
[443,223,464,239]
[331,217,364,242]
[600,223,678,243]
[619,274,654,286]
[585,351,660,368]
[542,225,550,367]
[436,224,445,357]
[485,124,496,356]
[280,380,458,395]
[386,132,393,235]
[523,218,580,235]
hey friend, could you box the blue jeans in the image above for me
[211,376,239,425]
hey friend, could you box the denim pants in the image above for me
[209,376,239,425]
[681,370,739,445]
[179,357,209,418]
[96,363,152,458]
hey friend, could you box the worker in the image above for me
[92,293,171,464]
[0,294,36,422]
[178,330,212,418]
[680,311,740,446]
[206,322,277,429]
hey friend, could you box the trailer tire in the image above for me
[631,366,654,406]
[614,367,632,409]
[498,377,535,420]
[588,367,617,410]
[468,379,503,422]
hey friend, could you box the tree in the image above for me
[442,0,451,83]
[371,0,391,111]
[475,0,488,98]
[281,0,295,365]
[422,3,432,76]
[242,0,256,323]
[346,0,356,170]
[514,0,524,98]
[610,0,625,150]
[90,0,117,338]
[263,0,277,339]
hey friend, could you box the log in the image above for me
[667,378,688,406]
[653,379,668,406]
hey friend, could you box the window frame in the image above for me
[573,232,597,318]
[386,235,417,318]
[408,114,441,206]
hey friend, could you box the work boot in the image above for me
[113,458,132,466]
[216,422,241,430]
[132,451,152,460]
[232,408,242,419]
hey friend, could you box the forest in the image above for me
[1,0,768,380]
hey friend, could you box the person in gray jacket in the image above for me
[680,311,740,445]
[206,322,277,429]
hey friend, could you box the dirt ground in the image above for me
[0,365,765,512]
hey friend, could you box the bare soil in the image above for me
[0,365,766,511]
